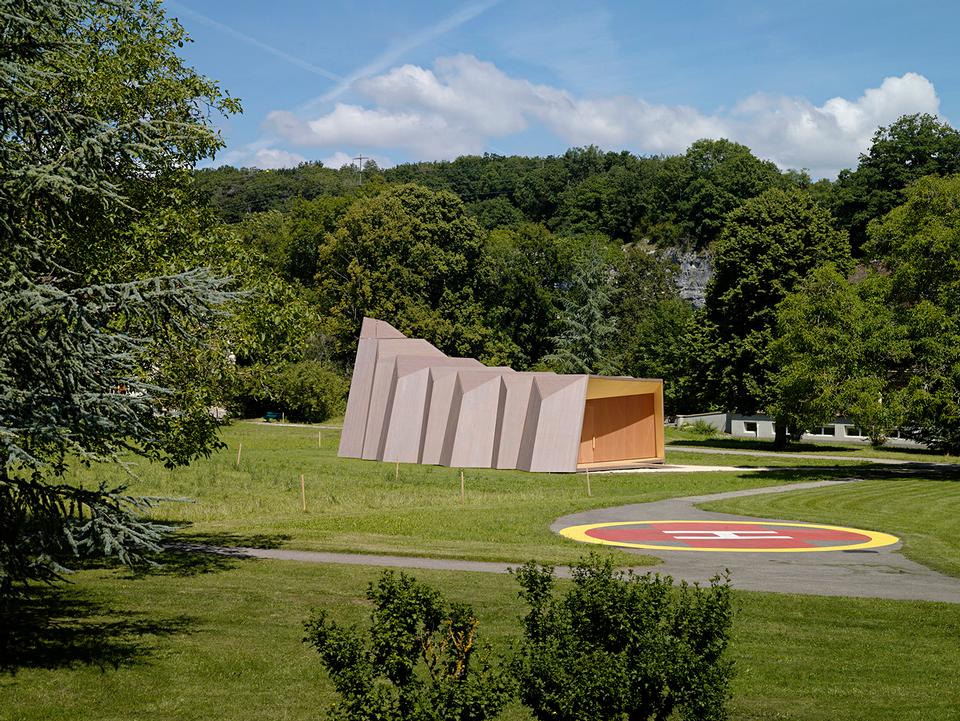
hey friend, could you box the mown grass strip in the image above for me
[2,559,958,721]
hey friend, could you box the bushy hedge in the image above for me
[513,554,733,721]
[304,571,513,721]
[238,361,348,422]
[305,556,734,721]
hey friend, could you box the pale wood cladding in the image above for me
[578,393,655,464]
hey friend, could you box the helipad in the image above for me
[558,520,899,553]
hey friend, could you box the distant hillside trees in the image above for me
[199,141,805,249]
[194,162,361,223]
[192,110,960,443]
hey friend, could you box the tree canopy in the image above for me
[833,114,960,253]
[702,188,851,421]
[315,183,514,365]
[769,265,908,444]
[768,173,960,451]
[864,174,960,451]
[0,0,239,597]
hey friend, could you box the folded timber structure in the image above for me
[338,318,665,472]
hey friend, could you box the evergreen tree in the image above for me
[0,0,239,599]
[544,240,619,374]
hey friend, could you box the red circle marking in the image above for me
[574,520,889,551]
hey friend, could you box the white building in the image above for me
[673,412,923,447]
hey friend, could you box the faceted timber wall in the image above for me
[338,318,665,473]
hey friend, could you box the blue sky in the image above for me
[169,0,960,178]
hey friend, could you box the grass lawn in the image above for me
[8,423,960,720]
[701,477,960,578]
[59,423,837,567]
[2,558,958,721]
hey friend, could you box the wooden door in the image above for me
[578,394,655,465]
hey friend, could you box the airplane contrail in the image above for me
[169,1,344,83]
[303,0,503,109]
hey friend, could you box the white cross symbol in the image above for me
[665,530,792,540]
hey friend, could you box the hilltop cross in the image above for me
[353,154,366,185]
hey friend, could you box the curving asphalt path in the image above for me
[551,479,960,603]
[174,478,960,604]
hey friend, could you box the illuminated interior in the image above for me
[577,377,664,469]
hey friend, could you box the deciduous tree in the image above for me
[833,114,960,254]
[770,265,908,445]
[864,174,960,451]
[315,184,512,364]
[702,188,850,445]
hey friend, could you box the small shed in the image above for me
[338,318,665,472]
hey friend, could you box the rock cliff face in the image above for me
[661,248,712,308]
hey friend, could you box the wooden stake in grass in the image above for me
[395,461,400,481]
[586,469,592,497]
[236,442,242,467]
[318,429,322,448]
[300,474,307,512]
[460,469,465,502]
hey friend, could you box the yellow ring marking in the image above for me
[559,520,899,553]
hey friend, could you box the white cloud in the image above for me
[218,142,306,169]
[265,55,943,177]
[729,73,940,176]
[266,104,482,158]
[251,147,307,169]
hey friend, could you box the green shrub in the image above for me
[270,361,348,422]
[304,570,512,721]
[683,419,720,437]
[238,360,348,422]
[513,554,733,721]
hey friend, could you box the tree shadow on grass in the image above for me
[668,437,864,454]
[65,529,292,581]
[0,587,193,674]
[121,531,291,580]
[124,532,292,580]
[744,462,960,484]
[668,436,952,459]
[170,531,292,550]
[124,546,247,579]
